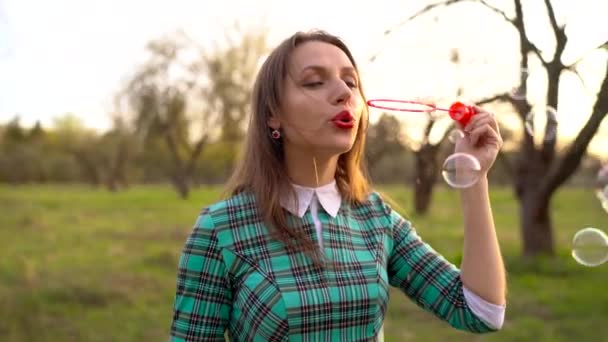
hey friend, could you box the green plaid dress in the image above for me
[170,191,497,341]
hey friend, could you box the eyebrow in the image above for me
[299,65,357,75]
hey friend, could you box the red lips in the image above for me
[331,111,354,129]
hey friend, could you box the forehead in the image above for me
[289,41,354,71]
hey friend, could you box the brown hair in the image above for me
[224,30,372,263]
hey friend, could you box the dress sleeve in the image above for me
[170,210,232,341]
[385,202,499,333]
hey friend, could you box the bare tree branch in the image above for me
[164,131,185,171]
[186,135,208,174]
[565,39,608,68]
[385,0,516,36]
[377,0,534,68]
[384,0,465,35]
[455,0,546,65]
[542,0,561,39]
[478,0,514,25]
[565,66,589,91]
[421,114,437,146]
[476,92,513,106]
[537,0,568,164]
[528,42,548,67]
[540,61,608,200]
[511,0,548,67]
[543,0,568,67]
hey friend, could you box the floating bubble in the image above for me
[597,165,608,188]
[544,107,558,142]
[448,129,464,144]
[596,185,608,201]
[510,68,529,100]
[595,166,608,213]
[571,227,608,267]
[523,107,558,141]
[597,185,608,213]
[524,111,534,136]
[441,153,481,188]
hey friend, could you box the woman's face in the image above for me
[271,41,364,157]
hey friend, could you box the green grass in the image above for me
[1,184,607,341]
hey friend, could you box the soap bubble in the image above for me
[524,106,558,142]
[597,165,608,188]
[571,227,608,267]
[524,111,535,136]
[448,129,465,144]
[596,166,608,213]
[510,68,529,100]
[597,185,608,214]
[596,184,608,200]
[441,153,481,188]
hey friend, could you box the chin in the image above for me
[310,131,358,156]
[323,140,356,156]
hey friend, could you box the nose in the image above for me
[332,80,353,105]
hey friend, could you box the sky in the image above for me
[1,0,607,156]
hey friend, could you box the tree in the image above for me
[205,25,268,143]
[370,47,509,214]
[28,121,45,142]
[364,113,411,184]
[203,25,269,173]
[386,0,608,256]
[52,113,103,185]
[3,116,27,145]
[365,113,408,166]
[119,27,268,198]
[97,115,138,191]
[405,108,454,214]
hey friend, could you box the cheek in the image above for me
[281,89,314,122]
[285,102,324,128]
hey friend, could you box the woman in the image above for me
[170,30,506,341]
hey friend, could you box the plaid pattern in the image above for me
[170,191,496,341]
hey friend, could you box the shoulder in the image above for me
[350,190,412,228]
[350,190,391,214]
[195,190,258,231]
[344,190,393,223]
[206,190,257,212]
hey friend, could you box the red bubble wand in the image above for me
[366,99,477,126]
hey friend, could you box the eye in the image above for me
[302,81,323,88]
[343,75,358,89]
[345,79,358,89]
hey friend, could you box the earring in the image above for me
[271,129,281,139]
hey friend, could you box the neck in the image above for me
[284,147,338,188]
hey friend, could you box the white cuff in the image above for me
[463,286,506,329]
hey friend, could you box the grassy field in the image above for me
[1,184,607,341]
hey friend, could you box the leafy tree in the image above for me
[119,27,268,198]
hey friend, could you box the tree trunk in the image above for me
[520,187,554,257]
[105,177,119,192]
[73,151,101,186]
[515,138,555,256]
[104,139,130,192]
[172,172,191,199]
[413,144,439,215]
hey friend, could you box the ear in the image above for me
[267,116,280,130]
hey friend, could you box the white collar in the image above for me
[280,180,341,218]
